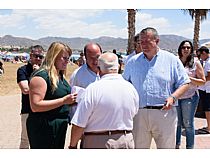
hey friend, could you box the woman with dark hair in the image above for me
[176,40,206,149]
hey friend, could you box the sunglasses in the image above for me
[97,66,101,71]
[61,56,70,61]
[33,54,44,59]
[181,46,191,50]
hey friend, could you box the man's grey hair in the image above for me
[134,33,140,42]
[140,27,159,39]
[98,52,119,72]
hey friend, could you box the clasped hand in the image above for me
[63,93,77,105]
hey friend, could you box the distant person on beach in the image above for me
[27,42,77,149]
[68,43,102,122]
[123,27,190,149]
[176,40,205,149]
[0,60,4,75]
[16,45,44,149]
[112,49,123,73]
[124,33,142,65]
[196,46,210,135]
[69,52,139,149]
[76,52,86,67]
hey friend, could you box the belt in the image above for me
[84,130,132,136]
[143,106,163,110]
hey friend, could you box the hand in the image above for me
[161,97,174,110]
[68,145,77,149]
[33,64,40,70]
[63,93,77,105]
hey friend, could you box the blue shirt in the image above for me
[123,49,190,108]
[70,64,100,88]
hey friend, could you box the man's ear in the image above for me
[156,38,160,44]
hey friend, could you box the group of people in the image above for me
[16,27,209,149]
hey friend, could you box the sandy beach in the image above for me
[0,94,72,149]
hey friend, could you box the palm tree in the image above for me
[127,9,136,55]
[184,9,210,50]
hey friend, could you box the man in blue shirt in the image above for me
[123,27,190,149]
[69,43,102,122]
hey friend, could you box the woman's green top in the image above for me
[30,69,71,119]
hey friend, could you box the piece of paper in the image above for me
[71,86,85,103]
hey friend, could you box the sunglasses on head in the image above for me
[33,54,44,59]
[181,46,191,50]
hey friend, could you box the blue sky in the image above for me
[0,1,210,40]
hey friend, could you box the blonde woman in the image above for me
[27,42,77,148]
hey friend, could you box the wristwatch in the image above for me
[170,95,177,103]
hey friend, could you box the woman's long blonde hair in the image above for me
[40,42,72,92]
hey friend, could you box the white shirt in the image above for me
[70,64,100,88]
[199,57,210,93]
[69,64,100,121]
[71,74,139,132]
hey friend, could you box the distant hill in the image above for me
[159,34,188,53]
[0,34,209,53]
[38,36,90,50]
[0,35,43,48]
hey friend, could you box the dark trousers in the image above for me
[26,115,68,149]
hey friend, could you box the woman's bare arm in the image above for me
[29,76,77,112]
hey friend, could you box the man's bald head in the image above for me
[83,43,102,74]
[84,43,102,57]
[98,52,119,74]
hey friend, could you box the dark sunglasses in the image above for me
[33,54,44,59]
[61,56,70,61]
[181,46,191,50]
[97,66,101,71]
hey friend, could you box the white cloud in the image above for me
[0,9,127,39]
[135,12,170,34]
[12,9,103,19]
[29,10,126,38]
[172,19,210,39]
[2,9,208,40]
[199,19,210,39]
[0,12,24,27]
[133,12,205,39]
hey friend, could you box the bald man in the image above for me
[70,43,102,88]
[68,52,139,149]
[68,43,102,122]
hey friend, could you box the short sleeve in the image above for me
[122,59,132,82]
[17,67,27,83]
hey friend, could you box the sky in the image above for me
[0,1,210,40]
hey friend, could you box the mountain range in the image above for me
[1,35,210,53]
